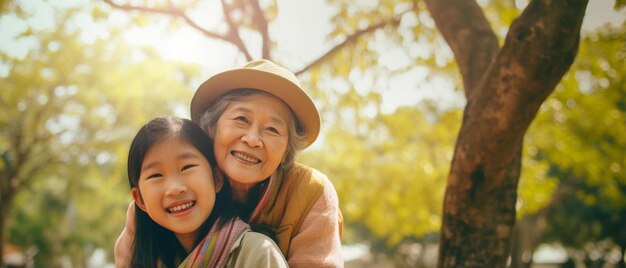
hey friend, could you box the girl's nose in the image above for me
[165,178,187,196]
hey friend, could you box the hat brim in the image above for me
[190,68,320,147]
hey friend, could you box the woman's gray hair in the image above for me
[197,88,308,170]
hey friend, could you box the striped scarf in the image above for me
[177,218,250,268]
[248,167,284,223]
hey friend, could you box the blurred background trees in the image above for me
[1,0,624,267]
[513,24,626,268]
[1,1,197,265]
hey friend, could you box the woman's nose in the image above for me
[241,128,264,148]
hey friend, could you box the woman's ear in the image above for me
[213,168,224,193]
[131,187,147,212]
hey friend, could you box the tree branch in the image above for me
[249,0,270,59]
[294,7,415,76]
[424,0,499,99]
[468,0,588,176]
[220,0,253,61]
[103,0,249,57]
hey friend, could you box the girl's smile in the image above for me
[132,135,221,250]
[165,200,196,215]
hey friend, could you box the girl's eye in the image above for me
[146,173,162,179]
[181,164,197,171]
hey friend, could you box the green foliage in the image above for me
[522,22,626,251]
[321,0,460,99]
[301,0,520,252]
[478,0,521,44]
[300,102,460,247]
[316,1,623,257]
[1,1,199,265]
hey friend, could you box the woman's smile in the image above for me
[214,94,290,186]
[231,151,261,164]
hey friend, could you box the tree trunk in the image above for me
[428,0,589,267]
[0,206,4,266]
[1,151,18,267]
[0,192,15,266]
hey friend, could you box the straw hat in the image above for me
[190,59,321,147]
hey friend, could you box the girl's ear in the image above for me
[213,168,224,193]
[132,187,148,212]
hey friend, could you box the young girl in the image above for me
[126,116,287,267]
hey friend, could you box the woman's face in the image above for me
[213,93,291,189]
[132,136,220,249]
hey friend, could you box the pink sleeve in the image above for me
[287,169,344,268]
[114,202,135,268]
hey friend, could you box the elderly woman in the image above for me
[115,60,343,267]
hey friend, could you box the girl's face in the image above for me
[213,94,290,191]
[132,136,221,250]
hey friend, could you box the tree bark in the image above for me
[0,177,16,267]
[424,0,499,98]
[0,150,17,266]
[0,194,13,266]
[429,0,589,267]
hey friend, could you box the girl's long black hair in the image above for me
[127,116,238,267]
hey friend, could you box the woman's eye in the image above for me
[181,164,197,171]
[267,127,280,134]
[233,116,248,123]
